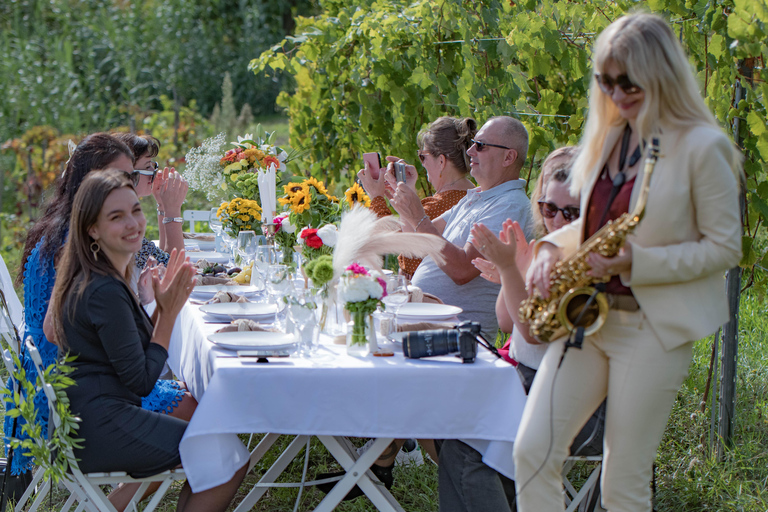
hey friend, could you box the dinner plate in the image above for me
[207,331,297,351]
[396,303,462,320]
[191,284,261,300]
[186,251,229,264]
[199,302,277,320]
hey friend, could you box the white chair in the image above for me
[25,338,187,512]
[563,455,604,512]
[182,210,211,234]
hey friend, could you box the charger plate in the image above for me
[191,284,261,300]
[396,303,462,321]
[199,302,277,320]
[207,331,297,351]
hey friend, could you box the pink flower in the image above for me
[346,263,368,276]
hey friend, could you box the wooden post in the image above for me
[717,77,745,459]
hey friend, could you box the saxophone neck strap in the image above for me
[597,124,644,229]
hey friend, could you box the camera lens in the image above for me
[402,329,460,359]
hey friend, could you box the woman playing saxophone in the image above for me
[515,13,742,512]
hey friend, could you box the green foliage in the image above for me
[0,0,316,140]
[253,0,768,292]
[1,347,82,486]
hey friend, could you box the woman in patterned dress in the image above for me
[358,116,477,278]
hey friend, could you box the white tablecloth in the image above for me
[169,303,527,493]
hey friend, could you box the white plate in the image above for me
[199,302,277,320]
[191,284,261,300]
[207,331,297,351]
[186,251,229,264]
[396,303,462,320]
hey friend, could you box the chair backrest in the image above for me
[182,210,211,234]
[25,337,62,430]
[0,287,22,355]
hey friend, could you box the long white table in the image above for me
[168,302,527,510]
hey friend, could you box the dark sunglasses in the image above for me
[471,139,511,152]
[538,201,580,222]
[418,151,431,164]
[594,73,642,95]
[130,162,159,187]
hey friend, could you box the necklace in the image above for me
[436,176,470,194]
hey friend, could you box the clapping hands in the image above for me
[151,249,195,317]
[152,167,189,215]
[471,220,533,283]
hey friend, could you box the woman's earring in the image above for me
[90,241,100,261]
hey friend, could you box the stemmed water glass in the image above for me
[382,275,409,331]
[236,230,258,266]
[221,232,236,266]
[284,288,318,356]
[267,264,293,330]
[209,208,224,253]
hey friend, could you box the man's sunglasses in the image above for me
[130,162,159,187]
[594,73,642,95]
[471,139,511,152]
[538,201,580,222]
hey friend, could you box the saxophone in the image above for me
[519,138,660,343]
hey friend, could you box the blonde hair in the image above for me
[530,146,580,236]
[571,12,742,194]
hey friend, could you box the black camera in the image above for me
[402,321,481,363]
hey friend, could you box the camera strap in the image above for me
[475,334,503,360]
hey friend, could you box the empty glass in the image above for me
[382,275,409,330]
[285,288,318,356]
[236,230,258,265]
[209,208,223,236]
[267,264,293,330]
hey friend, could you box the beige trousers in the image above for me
[513,309,693,512]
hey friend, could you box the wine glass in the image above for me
[209,208,223,236]
[267,264,294,330]
[382,275,409,331]
[285,288,318,356]
[236,230,258,266]
[221,231,236,266]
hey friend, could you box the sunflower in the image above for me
[283,181,310,197]
[291,190,312,214]
[305,177,328,195]
[345,183,371,208]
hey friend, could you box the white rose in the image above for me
[317,224,338,247]
[339,276,371,302]
[282,217,296,234]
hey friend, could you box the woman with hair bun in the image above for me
[516,13,742,511]
[358,116,477,278]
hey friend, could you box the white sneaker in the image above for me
[356,439,376,456]
[395,439,424,467]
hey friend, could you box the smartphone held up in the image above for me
[362,152,382,179]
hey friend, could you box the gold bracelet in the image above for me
[415,214,430,230]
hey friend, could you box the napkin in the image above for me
[397,321,455,332]
[193,276,233,286]
[215,319,279,333]
[407,285,444,304]
[207,291,248,304]
[183,233,215,241]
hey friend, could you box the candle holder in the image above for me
[262,222,277,246]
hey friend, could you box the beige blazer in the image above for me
[541,123,742,351]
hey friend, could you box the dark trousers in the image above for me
[438,439,516,512]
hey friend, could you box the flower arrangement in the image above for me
[216,197,262,236]
[298,224,338,261]
[278,177,341,228]
[338,263,386,347]
[183,128,290,200]
[303,254,334,288]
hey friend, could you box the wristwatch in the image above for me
[162,217,184,224]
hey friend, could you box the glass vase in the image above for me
[346,309,370,356]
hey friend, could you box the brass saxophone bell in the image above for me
[556,286,610,339]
